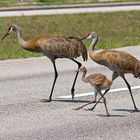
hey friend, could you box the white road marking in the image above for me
[57,85,140,99]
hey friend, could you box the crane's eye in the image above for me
[86,32,91,37]
[8,26,13,33]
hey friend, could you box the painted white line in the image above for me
[57,85,140,99]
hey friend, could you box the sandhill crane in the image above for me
[80,32,139,112]
[73,66,112,117]
[1,25,88,102]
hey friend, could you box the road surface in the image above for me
[0,46,140,140]
[0,2,140,17]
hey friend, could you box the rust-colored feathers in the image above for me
[85,32,140,79]
[24,35,88,61]
[90,49,140,78]
[79,66,112,90]
[86,73,112,89]
[1,25,88,101]
[84,32,138,111]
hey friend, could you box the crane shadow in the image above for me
[96,114,126,117]
[40,99,90,103]
[113,108,140,113]
[84,109,126,117]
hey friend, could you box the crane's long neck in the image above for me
[81,70,88,83]
[89,36,98,55]
[16,28,27,49]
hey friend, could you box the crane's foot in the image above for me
[85,105,96,111]
[40,98,52,103]
[84,108,95,111]
[99,113,110,117]
[72,106,83,110]
[71,88,75,100]
[130,108,139,113]
[135,107,139,112]
[91,99,96,103]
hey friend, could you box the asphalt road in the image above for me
[0,46,140,140]
[0,2,140,17]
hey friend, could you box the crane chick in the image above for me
[73,66,112,117]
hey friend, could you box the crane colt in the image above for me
[73,66,112,117]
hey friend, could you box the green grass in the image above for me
[0,11,140,60]
[36,0,140,5]
[0,0,139,7]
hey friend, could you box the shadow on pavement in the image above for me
[97,114,126,117]
[113,108,140,113]
[40,99,90,103]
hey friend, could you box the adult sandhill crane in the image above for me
[73,66,112,117]
[1,25,88,102]
[81,32,139,112]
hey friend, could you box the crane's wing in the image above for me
[87,74,106,86]
[36,36,88,61]
[94,50,138,71]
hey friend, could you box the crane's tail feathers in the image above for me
[134,60,140,78]
[82,49,88,61]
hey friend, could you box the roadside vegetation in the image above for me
[0,11,140,60]
[0,0,139,7]
[36,0,140,5]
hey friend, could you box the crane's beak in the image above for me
[79,36,87,41]
[1,32,9,40]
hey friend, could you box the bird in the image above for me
[73,66,112,117]
[80,32,139,112]
[1,25,88,102]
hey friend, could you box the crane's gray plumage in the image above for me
[2,25,88,102]
[81,32,139,111]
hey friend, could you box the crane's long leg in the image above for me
[73,92,98,110]
[87,72,118,110]
[98,91,109,116]
[112,71,119,81]
[102,98,109,116]
[86,88,110,111]
[47,60,58,102]
[121,75,138,112]
[73,99,97,110]
[71,59,82,99]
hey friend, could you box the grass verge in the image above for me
[0,11,140,60]
[0,0,139,7]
